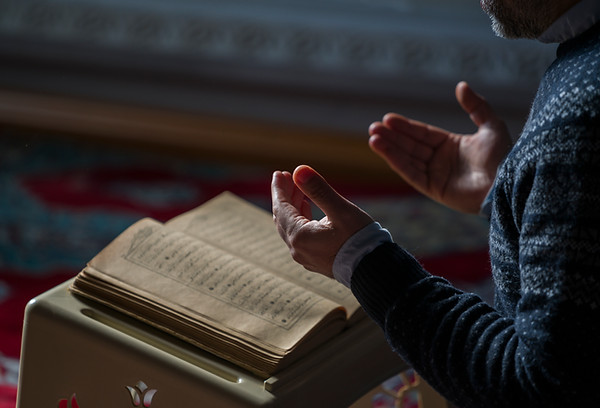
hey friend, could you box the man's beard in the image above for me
[481,0,556,39]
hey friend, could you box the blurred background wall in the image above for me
[0,0,556,178]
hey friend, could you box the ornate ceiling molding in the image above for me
[0,0,557,132]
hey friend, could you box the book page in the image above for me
[166,192,361,318]
[85,218,345,352]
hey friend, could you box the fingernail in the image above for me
[293,165,312,184]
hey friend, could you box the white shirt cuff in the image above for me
[332,222,393,288]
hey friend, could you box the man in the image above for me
[271,0,600,407]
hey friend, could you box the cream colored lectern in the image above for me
[16,279,407,408]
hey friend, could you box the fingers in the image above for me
[369,123,433,165]
[455,81,495,127]
[271,170,295,211]
[368,115,435,183]
[272,170,309,212]
[370,114,447,154]
[271,170,307,247]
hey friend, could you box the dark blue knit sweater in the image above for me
[352,23,600,408]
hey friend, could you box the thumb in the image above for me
[455,81,496,127]
[292,165,352,221]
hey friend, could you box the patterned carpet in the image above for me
[0,131,492,407]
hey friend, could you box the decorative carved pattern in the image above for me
[0,0,555,89]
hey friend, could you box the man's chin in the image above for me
[479,0,551,40]
[489,18,513,38]
[480,0,493,14]
[479,0,509,37]
[488,15,542,39]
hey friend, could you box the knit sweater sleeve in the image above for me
[352,244,507,408]
[352,244,600,408]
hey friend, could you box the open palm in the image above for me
[369,82,512,214]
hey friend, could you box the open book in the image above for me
[70,192,364,378]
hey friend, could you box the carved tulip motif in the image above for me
[126,380,158,407]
